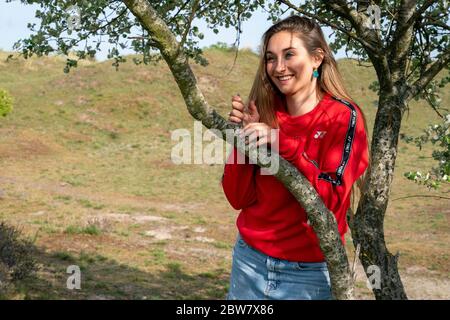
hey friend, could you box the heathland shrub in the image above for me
[0,222,37,294]
[0,89,13,117]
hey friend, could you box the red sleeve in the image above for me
[278,106,369,213]
[221,147,257,210]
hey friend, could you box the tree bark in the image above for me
[122,0,355,299]
[351,91,408,300]
[350,1,417,300]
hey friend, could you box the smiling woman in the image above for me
[223,15,370,300]
[265,30,323,117]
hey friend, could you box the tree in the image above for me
[8,0,449,299]
[270,0,449,300]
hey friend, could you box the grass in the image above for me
[64,225,102,236]
[52,251,76,262]
[213,241,233,250]
[150,248,166,265]
[0,48,448,299]
[77,199,105,210]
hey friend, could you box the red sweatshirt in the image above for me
[221,92,369,262]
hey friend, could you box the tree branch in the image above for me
[277,0,380,54]
[326,0,383,50]
[392,194,450,201]
[387,0,416,83]
[406,49,450,100]
[177,0,200,50]
[122,0,354,300]
[392,0,437,46]
[407,0,437,26]
[169,0,191,24]
[420,15,450,31]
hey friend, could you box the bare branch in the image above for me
[392,194,450,201]
[226,4,243,76]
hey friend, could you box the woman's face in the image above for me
[265,31,320,97]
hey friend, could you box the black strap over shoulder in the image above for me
[318,96,357,186]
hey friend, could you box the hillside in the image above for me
[0,48,448,299]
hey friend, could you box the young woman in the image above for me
[222,15,370,300]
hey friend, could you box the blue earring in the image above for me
[313,69,319,78]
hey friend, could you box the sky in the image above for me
[0,1,346,61]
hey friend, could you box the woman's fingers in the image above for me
[229,108,244,122]
[231,99,245,112]
[242,123,266,134]
[232,94,242,102]
[229,116,242,123]
[245,131,260,144]
[229,95,261,126]
[240,123,271,145]
[255,136,268,147]
[229,96,261,126]
[228,95,246,123]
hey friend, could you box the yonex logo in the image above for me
[314,131,327,139]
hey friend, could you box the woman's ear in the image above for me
[313,49,325,69]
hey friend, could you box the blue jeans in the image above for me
[227,234,333,300]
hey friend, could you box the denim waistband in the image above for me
[234,233,328,272]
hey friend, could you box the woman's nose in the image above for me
[275,59,286,73]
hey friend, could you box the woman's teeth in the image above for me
[278,75,293,81]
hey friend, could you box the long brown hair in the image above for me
[248,15,371,213]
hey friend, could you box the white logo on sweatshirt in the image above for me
[314,131,327,139]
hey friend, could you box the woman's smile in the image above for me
[276,74,295,84]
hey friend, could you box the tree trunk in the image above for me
[351,91,408,299]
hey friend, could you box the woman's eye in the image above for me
[266,56,275,62]
[285,52,294,59]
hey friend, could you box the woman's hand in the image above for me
[228,95,260,127]
[240,122,279,151]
